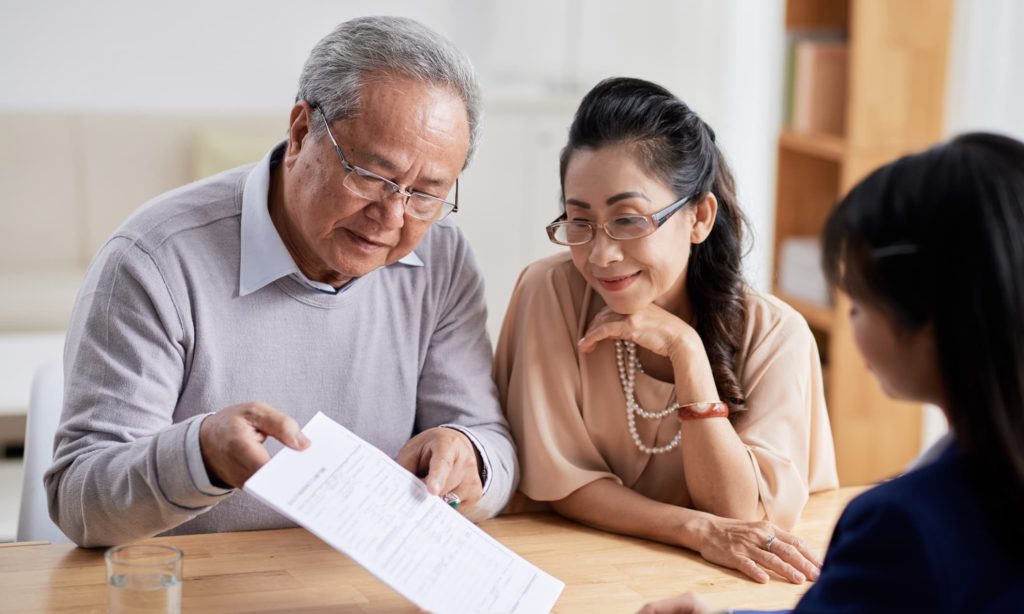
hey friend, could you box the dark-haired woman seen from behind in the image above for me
[640,134,1024,613]
[494,77,838,584]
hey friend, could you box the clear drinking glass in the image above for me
[105,544,183,614]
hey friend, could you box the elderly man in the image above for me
[46,16,517,547]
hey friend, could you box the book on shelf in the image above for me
[783,30,844,129]
[777,235,831,308]
[791,38,848,137]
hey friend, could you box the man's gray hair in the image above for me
[297,16,482,166]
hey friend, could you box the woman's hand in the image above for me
[578,305,719,402]
[637,592,713,614]
[578,305,696,360]
[695,516,822,584]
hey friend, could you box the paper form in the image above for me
[244,412,564,613]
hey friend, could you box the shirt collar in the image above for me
[238,143,424,297]
[906,430,955,472]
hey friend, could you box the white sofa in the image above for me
[0,112,288,332]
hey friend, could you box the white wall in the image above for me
[946,0,1024,140]
[0,0,784,339]
[0,1,458,114]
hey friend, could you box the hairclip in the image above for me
[871,244,919,258]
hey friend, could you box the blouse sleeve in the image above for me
[733,299,839,529]
[493,259,622,501]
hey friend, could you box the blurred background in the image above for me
[0,0,1021,541]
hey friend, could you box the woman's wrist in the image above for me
[665,326,701,363]
[674,506,714,552]
[668,335,720,404]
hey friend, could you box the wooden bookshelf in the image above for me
[774,291,835,332]
[773,0,953,486]
[779,130,844,161]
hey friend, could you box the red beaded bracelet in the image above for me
[677,401,730,421]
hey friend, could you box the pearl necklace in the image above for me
[615,339,682,454]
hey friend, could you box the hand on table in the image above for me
[396,427,482,513]
[199,402,310,488]
[697,516,822,584]
[637,592,713,614]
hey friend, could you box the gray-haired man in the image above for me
[46,16,517,547]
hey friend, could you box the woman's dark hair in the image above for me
[560,77,750,407]
[822,132,1024,538]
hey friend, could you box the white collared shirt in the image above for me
[906,431,955,472]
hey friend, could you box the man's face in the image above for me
[276,77,470,286]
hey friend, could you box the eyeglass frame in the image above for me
[545,193,695,246]
[314,105,459,222]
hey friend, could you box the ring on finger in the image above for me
[765,534,777,553]
[442,491,461,509]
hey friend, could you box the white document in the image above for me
[244,412,564,613]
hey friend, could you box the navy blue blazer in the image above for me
[785,441,1024,613]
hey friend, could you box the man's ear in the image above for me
[283,100,314,168]
[690,192,718,244]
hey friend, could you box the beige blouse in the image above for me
[494,253,838,529]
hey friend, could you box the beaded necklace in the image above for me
[615,339,681,454]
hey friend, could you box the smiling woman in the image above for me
[494,77,839,584]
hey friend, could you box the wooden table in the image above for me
[0,487,862,613]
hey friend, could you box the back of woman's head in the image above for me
[823,132,1024,532]
[559,77,750,407]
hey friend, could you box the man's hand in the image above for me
[199,402,311,488]
[396,427,482,513]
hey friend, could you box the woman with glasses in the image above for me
[639,134,1024,612]
[493,77,838,583]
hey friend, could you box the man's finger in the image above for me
[394,444,423,476]
[235,445,273,486]
[424,446,457,496]
[249,405,310,450]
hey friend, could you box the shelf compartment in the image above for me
[779,129,845,161]
[775,290,835,332]
[786,0,850,31]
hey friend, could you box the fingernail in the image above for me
[794,572,806,584]
[430,480,441,494]
[297,433,311,448]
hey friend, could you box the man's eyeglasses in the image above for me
[546,194,693,246]
[316,106,459,222]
